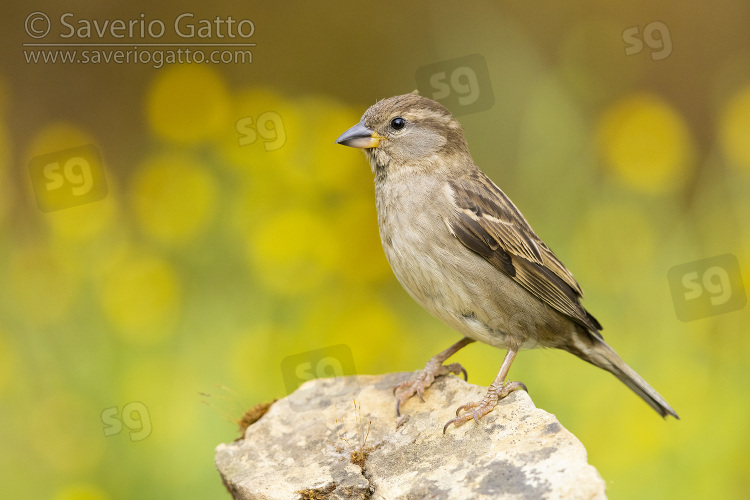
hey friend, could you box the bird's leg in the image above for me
[394,337,475,416]
[443,349,527,433]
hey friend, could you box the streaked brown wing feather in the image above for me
[447,171,602,334]
[451,210,515,277]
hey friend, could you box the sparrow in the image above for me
[335,92,678,431]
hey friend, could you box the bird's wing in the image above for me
[446,170,602,334]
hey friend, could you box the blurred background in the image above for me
[1,1,749,498]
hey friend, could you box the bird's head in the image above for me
[336,93,470,177]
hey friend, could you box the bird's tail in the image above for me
[566,334,679,419]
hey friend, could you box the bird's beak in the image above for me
[335,122,382,149]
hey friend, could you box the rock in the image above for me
[215,373,606,499]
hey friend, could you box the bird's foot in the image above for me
[393,359,467,416]
[443,380,527,433]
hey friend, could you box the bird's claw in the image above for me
[443,380,527,433]
[393,362,468,416]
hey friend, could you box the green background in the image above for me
[1,1,749,499]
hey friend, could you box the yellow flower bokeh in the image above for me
[246,208,341,295]
[24,122,115,238]
[129,153,218,245]
[229,324,287,398]
[216,87,290,171]
[719,84,750,173]
[321,296,406,366]
[331,197,391,285]
[598,93,693,193]
[54,484,110,500]
[24,122,97,159]
[44,195,120,242]
[146,65,230,143]
[290,96,366,193]
[98,248,181,343]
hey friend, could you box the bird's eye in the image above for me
[390,117,406,130]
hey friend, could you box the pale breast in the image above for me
[373,173,575,351]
